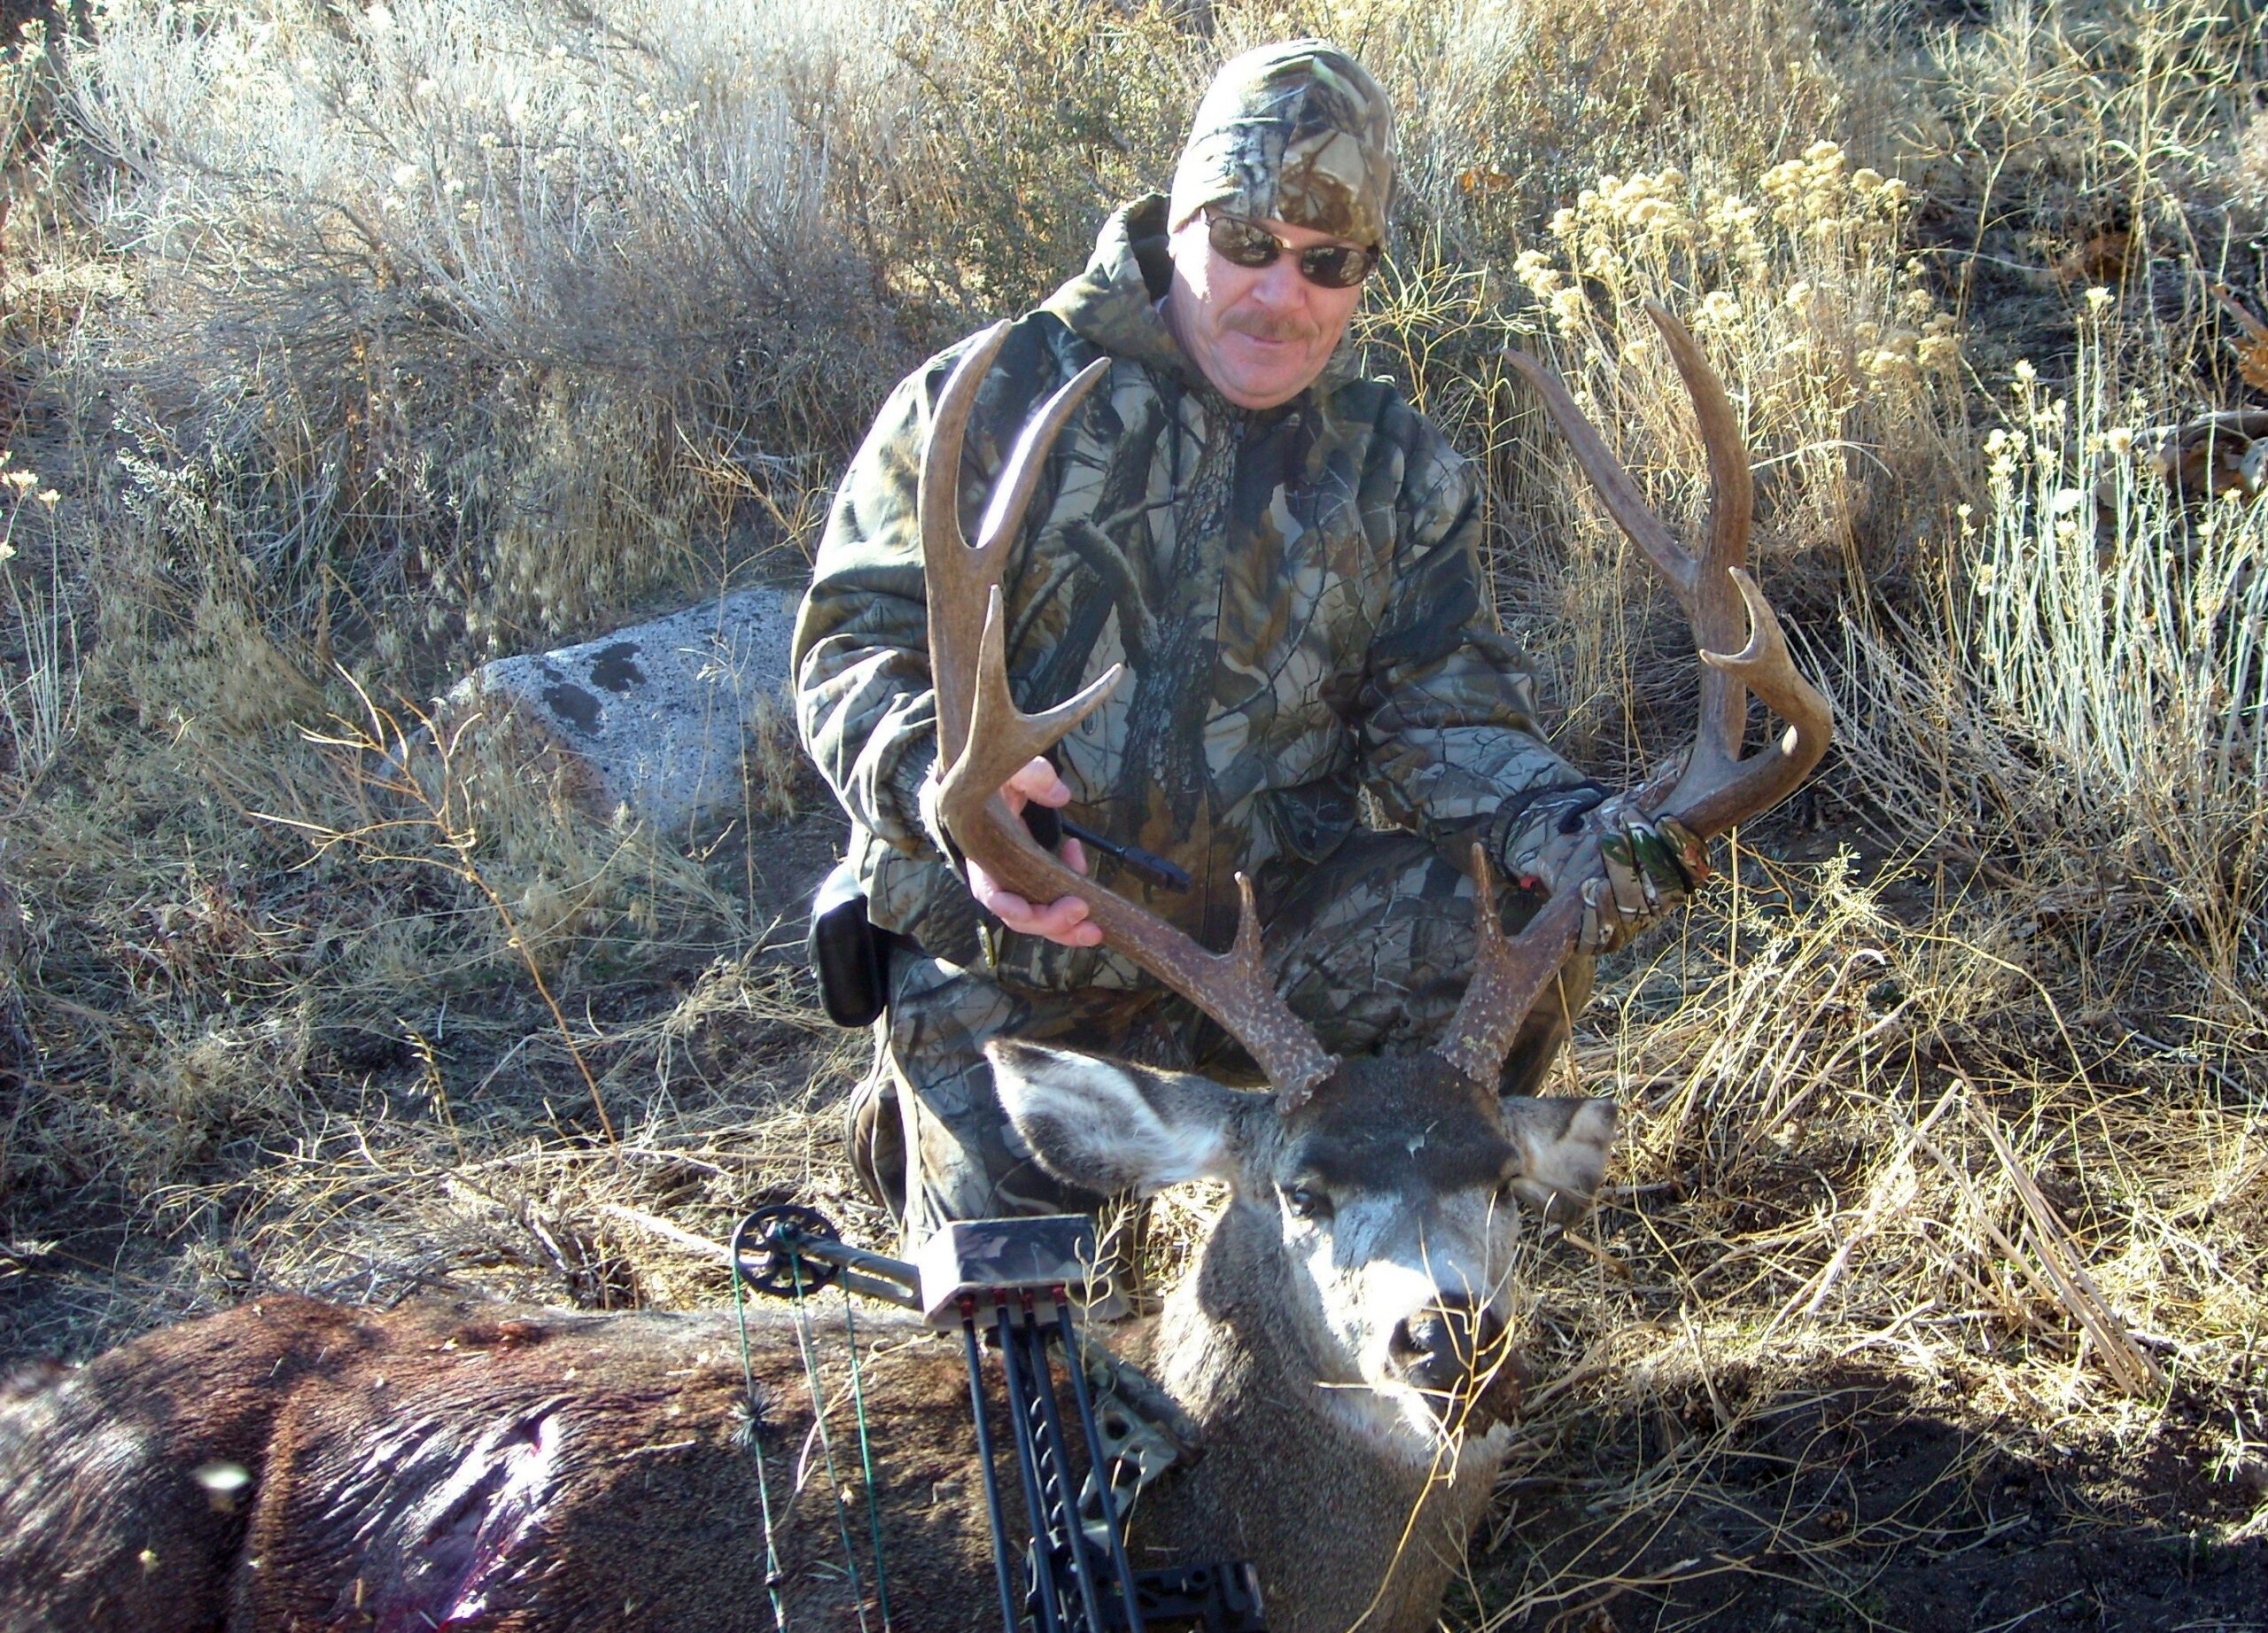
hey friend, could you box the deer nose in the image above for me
[1389,1293,1508,1397]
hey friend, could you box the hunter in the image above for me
[793,40,1704,1240]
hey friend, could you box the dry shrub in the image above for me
[1493,143,1967,773]
[1520,148,1955,556]
[0,479,78,794]
[120,943,868,1318]
[62,0,903,662]
[35,0,1908,691]
[1,821,342,1206]
[0,672,760,1217]
[1915,0,2266,258]
[118,1007,316,1194]
[0,21,109,361]
[1379,0,1859,225]
[82,420,340,764]
[299,688,746,988]
[2238,104,2268,219]
[1287,0,1884,510]
[1474,856,2266,1617]
[140,1028,869,1318]
[472,378,699,645]
[5,0,900,1256]
[1837,296,2268,1011]
[851,0,1197,327]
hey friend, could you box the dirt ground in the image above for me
[7,811,2259,1633]
[1480,1361,2267,1631]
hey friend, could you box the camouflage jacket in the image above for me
[794,195,1585,990]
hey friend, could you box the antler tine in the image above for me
[1675,566,1832,833]
[1436,844,1581,1089]
[1503,301,1827,841]
[920,330,1339,1109]
[1646,299,1755,779]
[939,583,1122,826]
[1504,301,1752,775]
[922,322,1109,755]
[1500,329,1695,599]
[1640,301,1829,829]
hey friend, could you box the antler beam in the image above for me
[1437,303,1834,1085]
[1498,300,1831,837]
[921,323,1339,1108]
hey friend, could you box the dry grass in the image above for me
[1449,858,2268,1622]
[3,0,2267,1622]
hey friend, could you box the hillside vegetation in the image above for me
[2,0,2264,1624]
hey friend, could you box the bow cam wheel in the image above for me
[731,1201,843,1297]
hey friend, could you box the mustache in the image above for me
[1224,311,1318,343]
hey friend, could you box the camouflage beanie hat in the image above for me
[1167,40,1395,251]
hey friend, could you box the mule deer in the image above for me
[0,301,1826,1633]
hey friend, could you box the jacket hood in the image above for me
[1038,193,1363,403]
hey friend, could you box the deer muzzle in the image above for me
[1389,1293,1521,1420]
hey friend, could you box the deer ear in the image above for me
[1498,1096,1617,1224]
[988,1039,1249,1195]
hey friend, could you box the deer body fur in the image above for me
[0,1294,997,1633]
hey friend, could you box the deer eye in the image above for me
[1281,1184,1332,1221]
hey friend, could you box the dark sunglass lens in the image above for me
[1208,215,1281,268]
[1300,245,1374,288]
[1208,214,1375,286]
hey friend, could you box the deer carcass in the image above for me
[0,302,1825,1633]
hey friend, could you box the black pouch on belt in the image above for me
[807,859,889,1028]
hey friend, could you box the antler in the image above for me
[921,322,1340,1108]
[1436,301,1835,1085]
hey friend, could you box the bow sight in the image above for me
[734,1204,1267,1633]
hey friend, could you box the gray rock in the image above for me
[445,587,801,836]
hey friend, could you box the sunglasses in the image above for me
[1205,213,1379,290]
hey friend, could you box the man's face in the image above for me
[1164,211,1368,410]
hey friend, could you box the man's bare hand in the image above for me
[968,757,1102,948]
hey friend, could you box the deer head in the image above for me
[919,304,1829,1435]
[989,1036,1612,1444]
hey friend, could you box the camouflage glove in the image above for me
[1498,789,1710,955]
